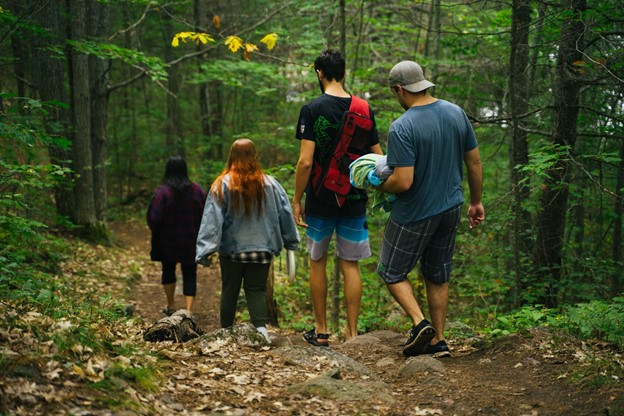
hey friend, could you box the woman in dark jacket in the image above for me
[147,156,207,315]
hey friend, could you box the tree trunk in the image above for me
[162,9,185,157]
[429,0,441,88]
[68,0,97,235]
[612,140,624,297]
[194,0,212,158]
[331,257,340,331]
[533,0,587,307]
[88,0,110,222]
[339,0,346,56]
[266,262,279,327]
[508,0,532,305]
[31,0,74,219]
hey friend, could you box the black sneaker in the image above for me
[162,306,176,316]
[422,340,451,358]
[402,319,435,357]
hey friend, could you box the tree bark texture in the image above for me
[162,10,185,158]
[508,0,532,305]
[533,0,587,307]
[88,0,111,222]
[612,141,624,297]
[266,263,279,327]
[31,0,74,219]
[69,0,97,231]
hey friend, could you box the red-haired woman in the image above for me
[196,139,299,343]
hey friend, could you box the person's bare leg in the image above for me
[163,283,175,309]
[339,258,361,339]
[310,253,329,338]
[184,296,194,311]
[425,280,448,343]
[386,280,426,326]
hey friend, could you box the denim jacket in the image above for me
[195,174,300,264]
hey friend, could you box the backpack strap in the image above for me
[348,95,370,118]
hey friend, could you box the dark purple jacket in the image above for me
[147,183,207,263]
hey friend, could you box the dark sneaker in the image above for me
[402,319,435,357]
[162,306,176,316]
[303,328,329,347]
[422,340,451,358]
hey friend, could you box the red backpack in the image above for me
[311,96,374,207]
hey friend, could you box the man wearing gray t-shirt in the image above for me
[378,61,485,357]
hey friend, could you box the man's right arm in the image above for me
[293,139,315,228]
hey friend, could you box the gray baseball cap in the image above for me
[388,61,435,93]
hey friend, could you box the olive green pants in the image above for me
[218,255,271,328]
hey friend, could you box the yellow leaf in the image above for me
[73,364,85,377]
[196,33,214,45]
[213,15,221,29]
[225,36,244,52]
[260,33,278,50]
[172,32,213,47]
[244,50,251,61]
[245,43,258,53]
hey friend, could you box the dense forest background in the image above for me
[1,0,623,341]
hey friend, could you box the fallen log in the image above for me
[143,309,204,342]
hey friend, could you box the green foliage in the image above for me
[482,300,624,350]
[485,305,562,337]
[70,40,169,82]
[566,298,624,348]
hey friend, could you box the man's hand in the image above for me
[292,200,308,228]
[468,203,485,229]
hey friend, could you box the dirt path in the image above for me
[112,221,623,416]
[112,220,221,333]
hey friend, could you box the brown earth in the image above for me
[115,220,623,416]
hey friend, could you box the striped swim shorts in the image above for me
[305,214,371,261]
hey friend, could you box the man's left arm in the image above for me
[464,147,485,228]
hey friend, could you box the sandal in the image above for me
[303,328,330,347]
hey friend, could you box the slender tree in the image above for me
[533,0,587,307]
[89,0,111,221]
[508,0,532,304]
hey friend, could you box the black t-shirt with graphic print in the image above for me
[296,93,380,217]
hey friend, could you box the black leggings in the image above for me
[161,261,197,296]
[219,256,270,328]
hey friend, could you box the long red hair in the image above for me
[212,138,266,220]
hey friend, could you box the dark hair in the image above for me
[314,49,345,82]
[163,155,192,202]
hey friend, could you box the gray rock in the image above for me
[287,375,394,405]
[271,345,371,376]
[398,355,446,378]
[195,322,270,349]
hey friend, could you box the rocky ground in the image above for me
[1,220,622,416]
[118,220,623,416]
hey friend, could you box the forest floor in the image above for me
[2,220,623,415]
[114,220,623,416]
